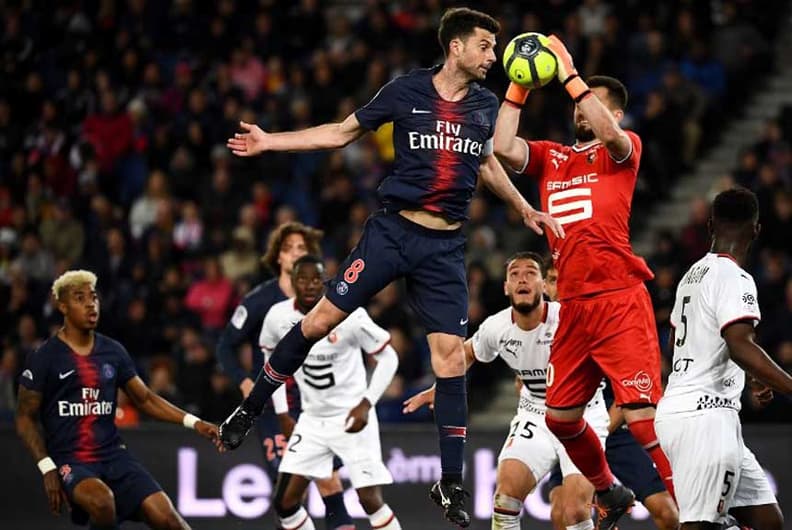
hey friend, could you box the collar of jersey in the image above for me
[571,140,602,152]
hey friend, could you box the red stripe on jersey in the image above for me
[426,99,461,210]
[72,353,100,462]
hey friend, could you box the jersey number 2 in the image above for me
[547,188,593,226]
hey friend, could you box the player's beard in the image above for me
[509,292,542,315]
[575,122,596,143]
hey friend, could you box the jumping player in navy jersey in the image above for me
[15,270,220,529]
[215,222,354,530]
[220,7,563,527]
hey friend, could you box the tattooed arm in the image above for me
[15,386,48,462]
[16,386,69,514]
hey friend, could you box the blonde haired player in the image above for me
[16,270,219,529]
[404,252,609,530]
[261,256,402,530]
[656,189,790,530]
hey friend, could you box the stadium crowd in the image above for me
[0,0,789,425]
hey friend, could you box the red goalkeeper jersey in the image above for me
[521,130,653,300]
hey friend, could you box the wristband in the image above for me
[182,413,199,429]
[563,75,589,101]
[505,83,530,106]
[37,457,56,475]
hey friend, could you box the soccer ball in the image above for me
[502,32,557,88]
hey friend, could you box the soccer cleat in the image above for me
[430,480,471,528]
[593,484,635,530]
[219,400,257,450]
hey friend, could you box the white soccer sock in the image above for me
[368,504,401,529]
[566,519,594,530]
[492,493,522,529]
[279,506,316,530]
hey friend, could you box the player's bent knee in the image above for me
[84,491,116,525]
[315,475,343,497]
[356,486,384,514]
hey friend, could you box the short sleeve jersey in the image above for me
[471,302,604,416]
[521,132,653,299]
[260,302,390,417]
[19,334,137,462]
[355,65,499,221]
[661,253,761,413]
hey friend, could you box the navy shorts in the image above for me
[256,410,344,481]
[546,427,666,502]
[326,211,468,336]
[57,448,162,524]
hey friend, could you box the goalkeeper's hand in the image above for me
[546,35,578,84]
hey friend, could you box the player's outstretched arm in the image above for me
[479,154,565,238]
[493,100,528,172]
[724,322,792,394]
[123,376,221,445]
[226,113,367,156]
[15,386,69,515]
[546,35,631,161]
[402,340,478,414]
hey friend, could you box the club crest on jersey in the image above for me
[335,281,349,296]
[101,363,115,380]
[59,464,73,484]
[587,150,597,164]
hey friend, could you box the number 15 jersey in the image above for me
[260,301,390,417]
[521,132,653,300]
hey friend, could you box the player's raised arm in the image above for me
[723,323,792,394]
[16,386,69,515]
[493,97,529,172]
[546,35,632,161]
[227,112,367,156]
[478,153,564,238]
[123,376,221,445]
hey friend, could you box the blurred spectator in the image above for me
[39,199,85,265]
[12,232,54,284]
[220,226,259,282]
[184,257,233,333]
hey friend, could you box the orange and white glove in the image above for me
[547,34,591,103]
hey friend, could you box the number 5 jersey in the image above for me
[520,131,653,300]
[259,301,391,417]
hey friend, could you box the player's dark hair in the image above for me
[291,255,324,276]
[587,75,628,110]
[262,222,323,275]
[505,251,547,278]
[712,187,759,225]
[438,8,500,56]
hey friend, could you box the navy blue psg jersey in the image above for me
[355,65,499,221]
[19,333,136,463]
[218,278,300,411]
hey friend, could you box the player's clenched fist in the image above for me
[227,121,269,157]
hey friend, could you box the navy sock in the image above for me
[247,324,316,412]
[434,375,467,483]
[321,492,353,529]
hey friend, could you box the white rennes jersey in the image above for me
[662,253,761,414]
[260,301,390,417]
[472,302,604,415]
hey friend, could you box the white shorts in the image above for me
[278,411,393,489]
[655,408,776,523]
[498,405,608,483]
